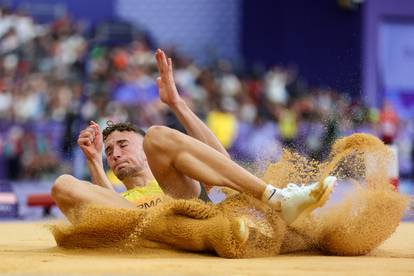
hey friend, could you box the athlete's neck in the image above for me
[122,168,154,190]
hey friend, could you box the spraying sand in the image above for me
[51,133,409,258]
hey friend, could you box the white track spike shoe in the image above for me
[280,176,337,225]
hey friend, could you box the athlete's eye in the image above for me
[120,142,128,148]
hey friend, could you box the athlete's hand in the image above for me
[155,49,183,107]
[77,121,103,163]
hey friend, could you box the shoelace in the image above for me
[284,183,314,198]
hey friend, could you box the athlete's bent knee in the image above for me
[144,125,179,153]
[51,174,77,201]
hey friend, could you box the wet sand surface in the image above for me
[0,221,413,276]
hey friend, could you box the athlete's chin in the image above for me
[115,167,137,180]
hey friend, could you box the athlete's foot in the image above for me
[262,176,337,225]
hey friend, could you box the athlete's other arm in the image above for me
[155,49,230,158]
[77,121,115,191]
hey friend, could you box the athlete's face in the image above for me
[104,131,147,180]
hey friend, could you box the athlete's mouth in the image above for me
[115,161,128,170]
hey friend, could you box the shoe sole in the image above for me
[291,177,337,224]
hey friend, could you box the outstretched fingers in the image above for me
[155,49,169,75]
[155,49,162,68]
[168,57,172,71]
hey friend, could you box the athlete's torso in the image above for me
[122,179,164,209]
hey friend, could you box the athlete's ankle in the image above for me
[261,184,284,206]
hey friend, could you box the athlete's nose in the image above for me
[112,146,122,159]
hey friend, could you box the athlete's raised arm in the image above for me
[155,49,230,158]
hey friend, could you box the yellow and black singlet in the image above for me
[122,179,164,209]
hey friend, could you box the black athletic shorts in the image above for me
[198,184,211,202]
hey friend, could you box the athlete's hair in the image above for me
[102,121,146,141]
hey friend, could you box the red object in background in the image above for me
[112,50,129,71]
[27,193,55,217]
[246,79,263,104]
[379,102,399,144]
[27,193,55,207]
[17,60,30,75]
[390,178,399,191]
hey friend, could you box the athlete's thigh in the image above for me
[81,182,136,208]
[146,152,200,199]
[57,176,135,209]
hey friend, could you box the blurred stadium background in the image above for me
[0,0,413,220]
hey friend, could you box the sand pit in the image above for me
[0,220,413,275]
[2,133,412,274]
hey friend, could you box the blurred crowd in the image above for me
[0,7,413,181]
